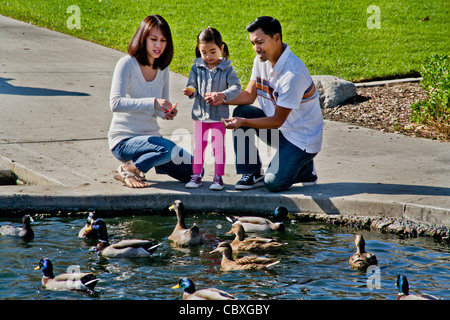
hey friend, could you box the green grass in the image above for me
[1,0,449,84]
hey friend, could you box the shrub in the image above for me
[411,54,450,138]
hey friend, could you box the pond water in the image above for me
[0,213,449,300]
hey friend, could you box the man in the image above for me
[222,16,323,192]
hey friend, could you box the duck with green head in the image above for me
[0,214,34,241]
[78,212,98,239]
[396,275,439,300]
[225,206,295,233]
[172,277,237,300]
[34,258,98,291]
[86,219,161,258]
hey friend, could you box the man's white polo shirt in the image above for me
[250,44,323,154]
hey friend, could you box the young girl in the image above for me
[183,27,241,190]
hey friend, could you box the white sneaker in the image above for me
[185,174,202,188]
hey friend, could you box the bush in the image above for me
[411,54,450,138]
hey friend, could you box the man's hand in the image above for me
[222,117,245,129]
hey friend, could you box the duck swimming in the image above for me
[87,219,161,258]
[172,277,237,300]
[0,214,34,240]
[226,222,283,253]
[168,200,204,247]
[348,234,378,270]
[396,275,439,300]
[78,212,98,239]
[210,242,280,271]
[225,206,294,233]
[34,258,98,291]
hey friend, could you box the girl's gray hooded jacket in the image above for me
[186,58,241,121]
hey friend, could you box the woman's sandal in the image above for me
[114,164,149,188]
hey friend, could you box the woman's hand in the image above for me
[155,99,177,120]
[205,92,226,106]
[154,99,173,113]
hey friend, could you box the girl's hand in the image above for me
[205,92,226,106]
[154,99,172,113]
[183,87,195,97]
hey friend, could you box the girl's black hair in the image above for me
[195,27,229,60]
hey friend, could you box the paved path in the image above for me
[0,15,449,228]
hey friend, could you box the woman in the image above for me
[108,15,194,188]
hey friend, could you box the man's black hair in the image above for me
[246,16,282,41]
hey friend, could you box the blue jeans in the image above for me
[111,136,195,183]
[233,105,317,192]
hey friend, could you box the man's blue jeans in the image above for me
[233,105,317,192]
[112,135,195,183]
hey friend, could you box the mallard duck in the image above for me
[0,214,34,240]
[34,258,98,291]
[226,222,283,252]
[210,242,280,271]
[172,277,237,300]
[168,200,204,247]
[396,275,439,300]
[78,212,98,239]
[87,219,161,258]
[348,234,378,270]
[225,206,295,232]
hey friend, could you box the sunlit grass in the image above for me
[1,0,448,84]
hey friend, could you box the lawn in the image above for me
[1,0,448,84]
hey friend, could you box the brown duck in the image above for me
[349,234,378,270]
[227,222,283,253]
[210,242,280,271]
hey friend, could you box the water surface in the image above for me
[0,214,448,300]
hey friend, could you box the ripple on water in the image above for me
[0,216,448,300]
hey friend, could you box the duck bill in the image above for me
[34,265,41,270]
[172,284,180,289]
[287,213,295,219]
[168,205,174,210]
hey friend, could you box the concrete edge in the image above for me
[0,154,63,186]
[354,77,423,87]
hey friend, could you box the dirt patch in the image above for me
[321,82,448,142]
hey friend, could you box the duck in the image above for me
[226,222,283,253]
[348,234,378,270]
[87,219,161,258]
[78,212,98,239]
[34,258,98,291]
[210,242,280,271]
[225,206,295,233]
[172,277,237,300]
[168,200,204,247]
[0,214,34,240]
[396,274,439,300]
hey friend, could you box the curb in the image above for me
[354,77,423,87]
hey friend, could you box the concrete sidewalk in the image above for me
[0,15,449,229]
